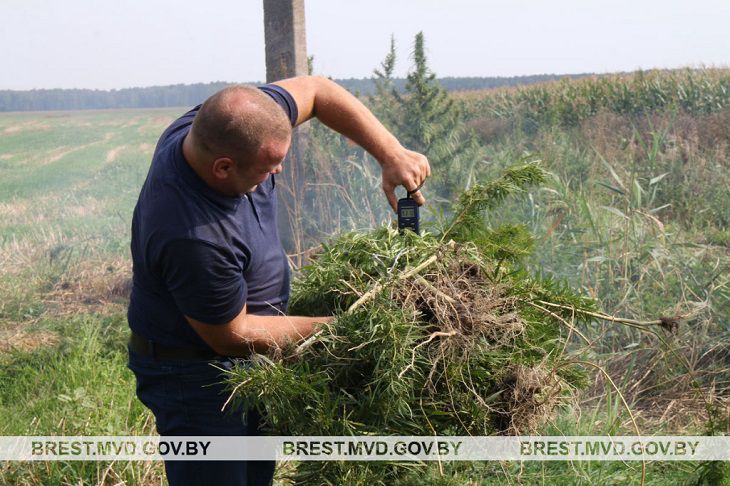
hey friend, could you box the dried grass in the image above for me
[105,145,128,162]
[138,143,153,153]
[0,329,59,354]
[467,117,514,143]
[578,110,634,156]
[0,195,104,228]
[496,363,562,435]
[394,249,525,349]
[583,337,730,432]
[43,258,132,316]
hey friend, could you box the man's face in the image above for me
[232,137,290,195]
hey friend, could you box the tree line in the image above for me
[0,75,590,112]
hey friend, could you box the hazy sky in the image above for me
[2,0,728,90]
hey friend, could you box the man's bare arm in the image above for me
[272,75,432,212]
[186,304,332,357]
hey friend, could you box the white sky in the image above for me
[1,0,728,90]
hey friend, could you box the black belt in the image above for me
[128,331,222,361]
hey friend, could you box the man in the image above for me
[126,75,430,485]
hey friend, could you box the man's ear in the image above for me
[211,157,234,180]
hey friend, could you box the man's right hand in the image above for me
[380,147,431,212]
[271,76,431,212]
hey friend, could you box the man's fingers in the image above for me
[409,190,426,206]
[384,186,398,212]
[405,177,427,205]
[420,162,430,180]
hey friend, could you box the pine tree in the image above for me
[371,32,485,203]
[369,35,402,131]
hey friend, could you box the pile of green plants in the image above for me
[227,162,597,484]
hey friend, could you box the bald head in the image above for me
[190,85,291,162]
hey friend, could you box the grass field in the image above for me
[0,109,177,484]
[0,72,728,484]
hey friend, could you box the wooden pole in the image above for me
[263,0,308,82]
[263,0,309,265]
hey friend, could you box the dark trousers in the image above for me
[127,347,275,486]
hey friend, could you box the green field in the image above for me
[0,109,177,484]
[0,70,728,484]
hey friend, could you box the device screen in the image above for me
[400,207,416,218]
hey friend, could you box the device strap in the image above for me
[406,182,425,197]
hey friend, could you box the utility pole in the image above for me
[264,0,308,81]
[263,0,309,265]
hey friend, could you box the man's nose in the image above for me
[271,164,283,175]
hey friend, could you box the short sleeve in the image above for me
[258,84,299,126]
[159,239,247,324]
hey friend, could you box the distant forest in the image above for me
[0,74,590,112]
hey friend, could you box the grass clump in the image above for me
[227,163,596,484]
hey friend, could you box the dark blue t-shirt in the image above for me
[127,85,298,350]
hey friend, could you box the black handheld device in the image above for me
[397,185,422,235]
